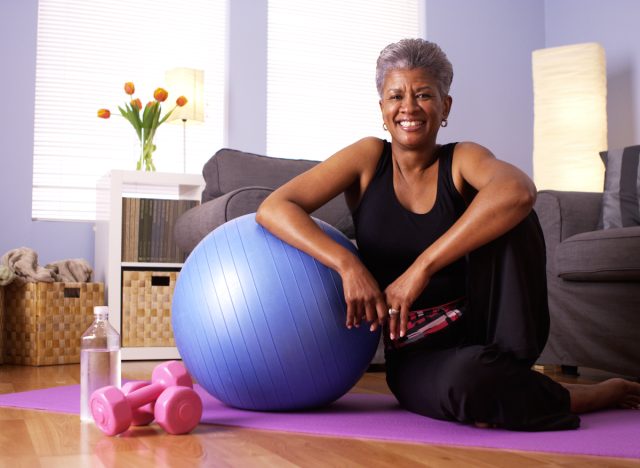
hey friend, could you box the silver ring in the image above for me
[388,308,400,316]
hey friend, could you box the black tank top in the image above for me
[353,140,467,309]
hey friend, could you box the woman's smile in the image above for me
[397,120,426,131]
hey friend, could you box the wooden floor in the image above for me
[0,362,638,468]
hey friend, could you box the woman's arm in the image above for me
[423,141,536,274]
[256,137,388,331]
[386,142,536,338]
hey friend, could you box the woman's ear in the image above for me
[443,95,453,119]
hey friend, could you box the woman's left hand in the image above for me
[384,263,431,340]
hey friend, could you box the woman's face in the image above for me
[379,67,451,150]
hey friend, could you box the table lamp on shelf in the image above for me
[165,67,205,173]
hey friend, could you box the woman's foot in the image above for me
[563,378,640,413]
[473,422,496,429]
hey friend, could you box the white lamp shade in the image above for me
[532,43,607,192]
[165,67,205,123]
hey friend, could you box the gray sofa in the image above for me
[174,148,354,254]
[534,190,640,377]
[175,152,640,377]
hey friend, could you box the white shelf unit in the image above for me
[94,170,205,360]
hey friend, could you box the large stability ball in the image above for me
[172,213,380,411]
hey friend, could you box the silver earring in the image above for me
[382,123,388,131]
[440,119,448,128]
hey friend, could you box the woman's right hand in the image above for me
[340,261,388,332]
[255,137,387,333]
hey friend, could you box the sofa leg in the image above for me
[561,365,579,376]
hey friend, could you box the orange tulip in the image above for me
[145,101,154,109]
[130,98,142,110]
[124,82,135,95]
[176,96,188,107]
[97,108,111,119]
[153,88,168,102]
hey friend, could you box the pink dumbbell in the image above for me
[121,381,155,426]
[90,361,202,436]
[153,385,203,435]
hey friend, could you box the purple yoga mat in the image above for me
[0,384,638,459]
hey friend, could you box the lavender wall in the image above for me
[425,0,545,175]
[0,0,95,265]
[226,0,267,155]
[1,0,638,263]
[544,0,640,150]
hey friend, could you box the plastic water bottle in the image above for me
[80,305,121,422]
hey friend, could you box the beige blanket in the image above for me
[0,247,93,286]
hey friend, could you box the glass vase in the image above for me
[136,130,157,171]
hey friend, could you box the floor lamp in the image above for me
[165,68,205,173]
[532,43,608,192]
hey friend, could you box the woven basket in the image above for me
[122,270,177,347]
[3,282,104,366]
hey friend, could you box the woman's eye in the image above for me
[417,93,432,100]
[388,95,402,100]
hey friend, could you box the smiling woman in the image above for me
[256,38,640,431]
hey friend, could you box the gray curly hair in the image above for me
[376,38,453,98]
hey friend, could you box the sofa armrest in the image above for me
[535,190,602,245]
[174,186,274,253]
[176,182,355,254]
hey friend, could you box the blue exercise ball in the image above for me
[172,213,381,411]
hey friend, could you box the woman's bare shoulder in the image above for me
[453,141,495,160]
[450,141,497,197]
[451,141,498,176]
[321,136,385,181]
[321,137,385,209]
[330,137,385,164]
[452,140,533,193]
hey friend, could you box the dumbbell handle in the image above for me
[125,377,194,408]
[125,382,166,409]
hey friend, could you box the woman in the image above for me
[256,38,640,431]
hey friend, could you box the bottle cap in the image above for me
[94,306,109,315]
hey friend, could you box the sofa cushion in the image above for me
[174,187,274,253]
[175,184,356,253]
[199,147,355,238]
[556,225,640,281]
[599,145,640,229]
[202,148,318,203]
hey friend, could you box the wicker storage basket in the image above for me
[3,282,104,366]
[122,270,177,347]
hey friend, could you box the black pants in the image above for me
[385,211,580,431]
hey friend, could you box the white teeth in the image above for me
[399,121,423,127]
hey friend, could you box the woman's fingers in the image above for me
[365,300,377,331]
[388,306,400,340]
[341,265,385,331]
[399,305,409,339]
[345,300,355,329]
[387,304,409,340]
[353,301,364,327]
[346,299,376,329]
[373,300,388,331]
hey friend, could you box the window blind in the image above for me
[267,0,422,161]
[32,0,226,221]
